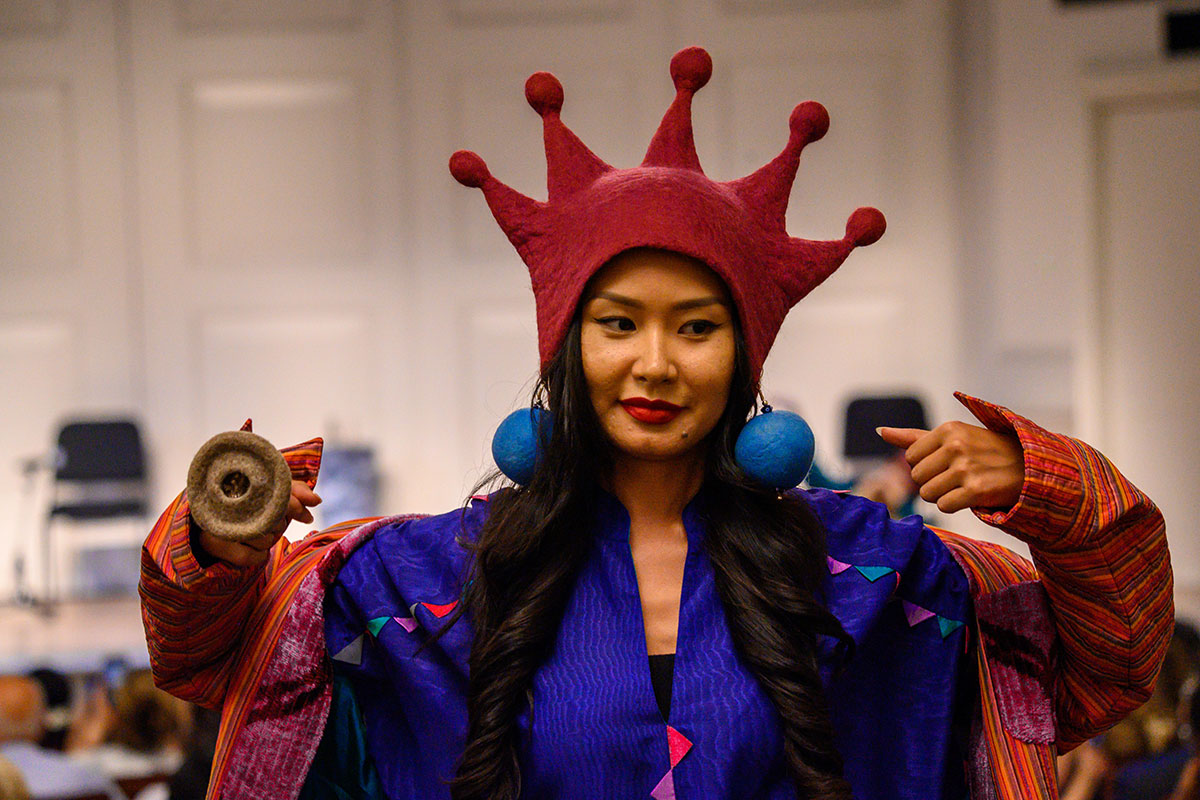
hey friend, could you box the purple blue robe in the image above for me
[324,487,971,799]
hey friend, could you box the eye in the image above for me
[594,316,636,332]
[680,319,720,336]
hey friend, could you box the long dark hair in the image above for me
[450,313,855,799]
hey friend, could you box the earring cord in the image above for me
[756,388,772,414]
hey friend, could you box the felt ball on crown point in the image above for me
[669,46,713,91]
[525,72,564,116]
[790,101,830,144]
[846,206,886,247]
[491,407,555,486]
[734,408,815,491]
[449,150,491,188]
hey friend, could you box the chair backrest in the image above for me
[843,395,928,458]
[54,420,146,481]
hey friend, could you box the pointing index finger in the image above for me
[877,426,927,451]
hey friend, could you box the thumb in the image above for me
[877,426,927,449]
[293,481,322,506]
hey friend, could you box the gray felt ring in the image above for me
[186,430,292,542]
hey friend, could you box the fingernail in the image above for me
[875,427,884,436]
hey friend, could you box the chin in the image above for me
[608,425,707,464]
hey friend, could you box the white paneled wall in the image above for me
[0,0,1195,618]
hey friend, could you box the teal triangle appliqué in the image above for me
[938,617,964,638]
[854,565,894,582]
[367,616,390,637]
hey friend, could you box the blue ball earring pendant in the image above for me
[491,406,554,485]
[734,403,815,491]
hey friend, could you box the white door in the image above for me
[1093,81,1200,595]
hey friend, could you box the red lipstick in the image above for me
[620,398,683,424]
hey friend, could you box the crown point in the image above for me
[846,207,886,247]
[525,72,564,117]
[790,101,830,144]
[670,46,713,92]
[449,150,491,188]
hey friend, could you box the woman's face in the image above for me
[580,249,736,467]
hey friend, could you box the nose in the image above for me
[631,328,676,385]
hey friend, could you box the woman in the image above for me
[141,48,1172,800]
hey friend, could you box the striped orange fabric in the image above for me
[957,393,1173,751]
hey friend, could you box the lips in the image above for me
[620,397,683,424]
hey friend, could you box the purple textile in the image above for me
[324,488,974,799]
[975,581,1057,744]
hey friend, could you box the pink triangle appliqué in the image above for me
[666,726,692,768]
[902,600,936,627]
[650,770,676,800]
[827,556,852,575]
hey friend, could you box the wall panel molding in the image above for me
[721,0,898,12]
[0,80,78,275]
[193,310,377,447]
[448,0,630,26]
[181,75,372,272]
[177,0,366,33]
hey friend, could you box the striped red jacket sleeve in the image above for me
[958,393,1173,751]
[138,429,326,709]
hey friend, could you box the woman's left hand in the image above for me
[877,422,1024,513]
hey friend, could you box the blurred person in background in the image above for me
[26,669,72,753]
[0,754,30,800]
[1167,659,1200,800]
[165,707,219,800]
[70,669,190,788]
[0,675,124,800]
[1057,740,1111,800]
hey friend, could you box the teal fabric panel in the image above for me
[298,672,384,800]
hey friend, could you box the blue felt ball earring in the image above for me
[491,406,554,485]
[734,398,815,491]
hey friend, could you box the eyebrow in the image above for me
[591,291,729,312]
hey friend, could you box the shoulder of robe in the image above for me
[798,487,929,561]
[336,491,500,583]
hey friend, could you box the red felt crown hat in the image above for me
[450,46,885,380]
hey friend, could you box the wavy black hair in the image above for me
[449,292,854,799]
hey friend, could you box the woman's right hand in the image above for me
[194,479,322,567]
